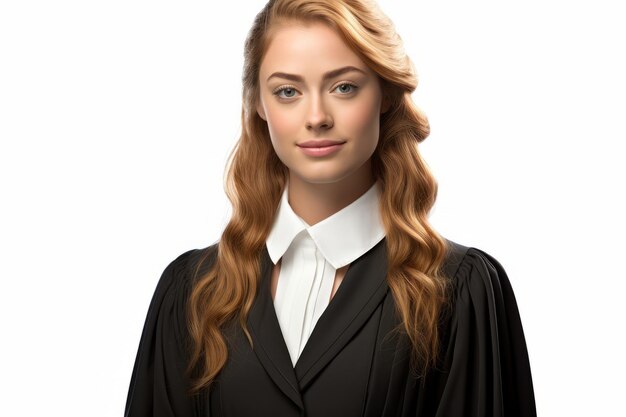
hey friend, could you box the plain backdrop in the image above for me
[1,1,624,416]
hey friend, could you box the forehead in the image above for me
[259,21,371,79]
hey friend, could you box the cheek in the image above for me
[265,104,298,146]
[344,97,380,143]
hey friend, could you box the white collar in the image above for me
[266,180,386,270]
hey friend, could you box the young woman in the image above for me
[125,1,536,416]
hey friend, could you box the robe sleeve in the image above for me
[124,249,201,417]
[425,247,537,417]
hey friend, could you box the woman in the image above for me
[125,1,536,416]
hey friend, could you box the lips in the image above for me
[297,139,346,148]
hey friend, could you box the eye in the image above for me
[272,85,299,99]
[334,82,358,94]
[272,82,359,100]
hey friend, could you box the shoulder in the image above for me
[440,238,527,343]
[142,244,220,344]
[125,245,219,416]
[442,237,509,281]
[148,243,220,317]
[429,239,536,413]
[157,243,219,290]
[441,237,517,308]
[153,248,197,298]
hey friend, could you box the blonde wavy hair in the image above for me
[187,0,451,395]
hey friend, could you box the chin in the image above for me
[293,168,357,185]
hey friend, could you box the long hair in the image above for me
[187,0,451,394]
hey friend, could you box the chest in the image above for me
[200,241,418,417]
[209,300,385,417]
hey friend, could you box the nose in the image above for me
[305,94,333,130]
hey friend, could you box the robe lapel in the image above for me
[247,238,389,408]
[247,244,305,411]
[294,237,389,389]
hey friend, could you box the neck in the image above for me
[287,164,375,226]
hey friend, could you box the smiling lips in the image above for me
[297,140,346,157]
[297,139,346,148]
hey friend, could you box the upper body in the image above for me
[124,237,536,416]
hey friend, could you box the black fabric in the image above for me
[124,238,536,416]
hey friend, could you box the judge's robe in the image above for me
[124,238,537,416]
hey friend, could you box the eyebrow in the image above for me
[266,65,367,83]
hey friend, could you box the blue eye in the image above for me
[274,86,298,99]
[334,83,358,94]
[272,82,359,100]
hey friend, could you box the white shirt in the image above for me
[265,180,386,366]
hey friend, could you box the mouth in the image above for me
[296,139,347,148]
[296,142,346,157]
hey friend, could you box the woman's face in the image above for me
[256,20,387,185]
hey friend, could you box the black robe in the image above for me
[124,238,537,416]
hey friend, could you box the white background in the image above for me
[1,1,624,416]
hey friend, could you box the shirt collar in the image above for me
[266,179,386,269]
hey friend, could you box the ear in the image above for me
[256,98,267,121]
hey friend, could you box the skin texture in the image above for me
[256,20,389,300]
[256,20,389,225]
